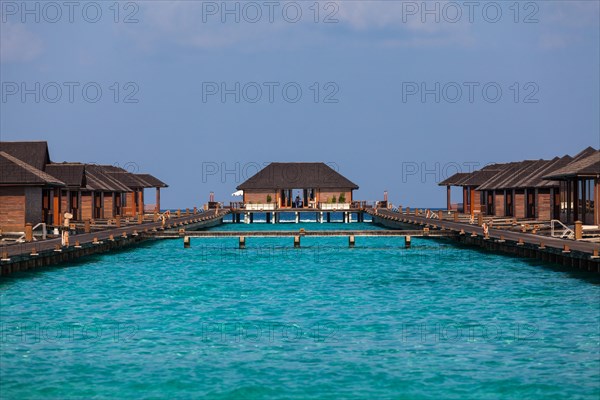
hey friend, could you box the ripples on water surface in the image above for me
[1,223,599,399]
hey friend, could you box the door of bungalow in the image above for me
[486,192,494,215]
[69,191,79,220]
[115,193,122,216]
[305,188,315,208]
[552,189,560,220]
[280,189,292,208]
[42,189,52,224]
[505,191,513,217]
[526,190,536,219]
[93,193,103,219]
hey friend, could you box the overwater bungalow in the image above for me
[236,162,359,209]
[45,163,132,221]
[439,147,598,225]
[439,164,506,215]
[477,156,572,220]
[543,147,599,225]
[100,166,168,216]
[0,140,168,233]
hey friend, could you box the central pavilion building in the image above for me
[237,162,359,209]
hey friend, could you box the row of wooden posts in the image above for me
[0,230,143,261]
[183,234,413,249]
[22,207,205,243]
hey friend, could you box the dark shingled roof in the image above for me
[237,163,359,190]
[136,174,168,188]
[0,141,51,171]
[543,148,600,179]
[45,163,86,188]
[84,165,132,192]
[510,156,573,189]
[477,161,538,190]
[0,151,64,186]
[101,166,154,189]
[451,163,508,187]
[45,164,167,191]
[438,172,471,186]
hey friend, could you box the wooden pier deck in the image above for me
[154,229,451,238]
[0,210,230,259]
[370,208,599,272]
[371,209,600,254]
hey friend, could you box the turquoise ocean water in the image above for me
[1,222,599,399]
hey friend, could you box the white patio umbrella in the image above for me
[231,190,244,197]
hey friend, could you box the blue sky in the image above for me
[1,0,599,208]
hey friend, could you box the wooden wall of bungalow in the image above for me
[242,188,355,207]
[0,151,65,232]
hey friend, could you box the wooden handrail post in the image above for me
[25,223,33,242]
[574,221,583,240]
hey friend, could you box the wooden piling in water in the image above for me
[349,235,355,248]
[239,236,245,249]
[184,236,190,248]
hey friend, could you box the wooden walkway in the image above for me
[155,229,452,238]
[1,210,230,258]
[371,209,600,256]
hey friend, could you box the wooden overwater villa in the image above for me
[0,141,598,276]
[439,147,599,227]
[232,162,366,223]
[0,141,168,234]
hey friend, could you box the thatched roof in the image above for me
[237,162,359,190]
